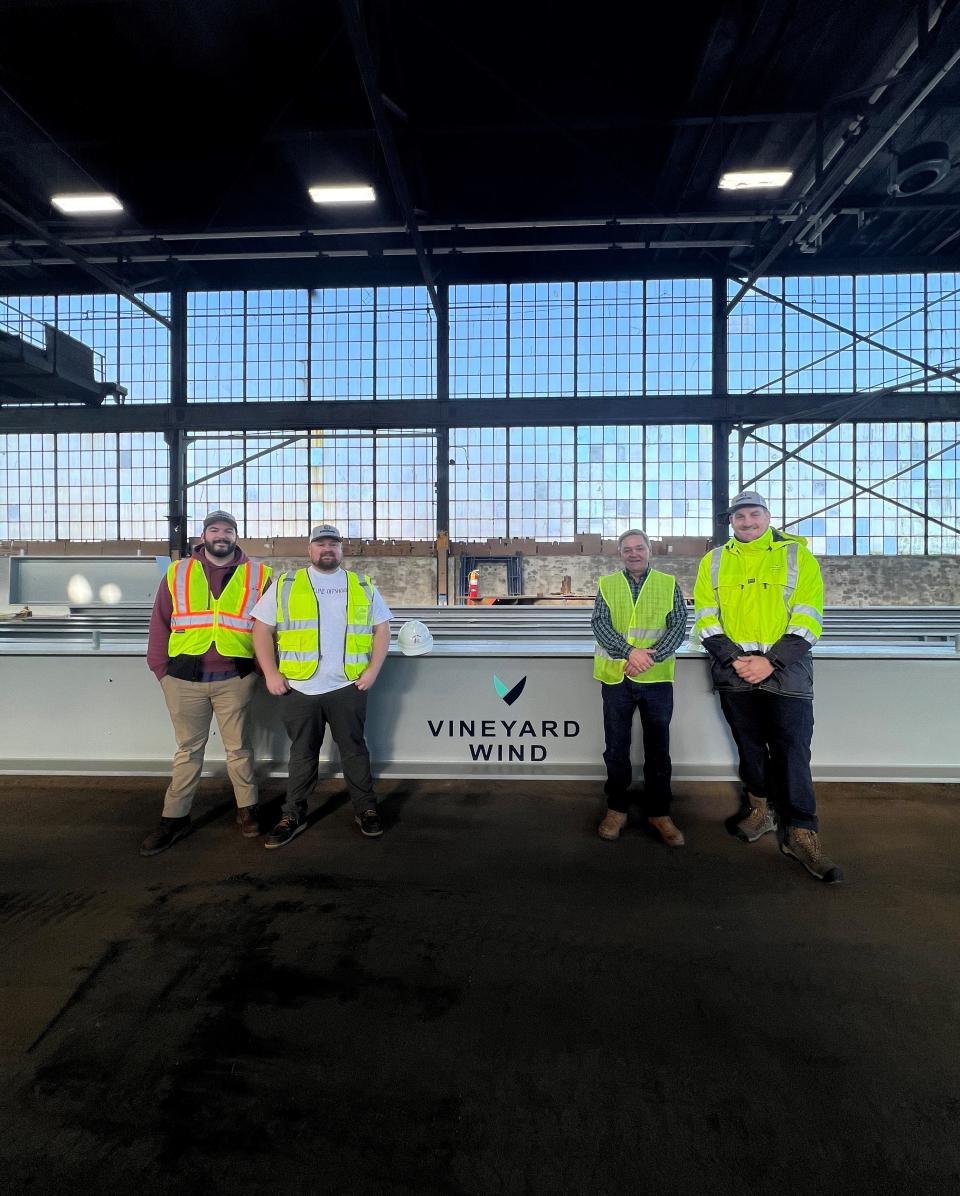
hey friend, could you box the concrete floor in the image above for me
[1,777,959,1196]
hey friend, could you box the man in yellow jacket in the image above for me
[592,529,688,847]
[141,510,271,856]
[693,491,842,883]
[252,524,392,848]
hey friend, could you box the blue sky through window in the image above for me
[1,277,958,551]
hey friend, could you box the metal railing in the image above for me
[1,604,958,653]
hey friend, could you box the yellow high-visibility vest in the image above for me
[167,557,271,659]
[274,568,375,681]
[593,569,677,685]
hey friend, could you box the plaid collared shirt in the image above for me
[591,568,688,663]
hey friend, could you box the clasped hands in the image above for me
[732,654,774,684]
[624,647,656,677]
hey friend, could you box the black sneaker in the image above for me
[355,809,383,837]
[139,816,191,857]
[264,813,307,850]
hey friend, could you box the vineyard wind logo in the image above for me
[493,674,527,706]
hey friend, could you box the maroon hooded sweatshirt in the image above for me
[147,544,256,682]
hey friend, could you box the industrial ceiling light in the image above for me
[309,184,376,204]
[50,192,124,214]
[888,141,952,196]
[718,169,793,191]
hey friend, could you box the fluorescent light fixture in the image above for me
[718,170,792,191]
[51,192,124,214]
[309,184,376,204]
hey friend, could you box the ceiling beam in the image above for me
[727,2,960,313]
[2,393,959,436]
[0,196,171,328]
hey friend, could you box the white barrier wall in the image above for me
[2,645,958,782]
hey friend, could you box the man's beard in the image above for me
[205,538,234,559]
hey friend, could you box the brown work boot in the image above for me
[236,806,260,838]
[648,815,685,848]
[598,809,628,841]
[780,827,844,884]
[139,816,191,857]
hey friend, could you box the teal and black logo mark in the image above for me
[493,674,526,706]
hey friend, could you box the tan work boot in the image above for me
[236,806,260,839]
[648,815,685,848]
[780,827,844,884]
[598,809,628,841]
[735,796,778,843]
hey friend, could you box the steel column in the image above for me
[165,428,187,557]
[435,284,450,533]
[711,276,731,543]
[167,288,188,556]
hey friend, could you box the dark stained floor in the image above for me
[1,776,959,1196]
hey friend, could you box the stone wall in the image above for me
[5,543,959,607]
[446,552,960,606]
[267,554,438,606]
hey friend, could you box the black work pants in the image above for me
[719,689,817,831]
[276,684,376,818]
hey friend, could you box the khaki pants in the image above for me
[160,673,258,818]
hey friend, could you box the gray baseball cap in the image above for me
[309,524,343,542]
[202,510,238,531]
[725,490,769,514]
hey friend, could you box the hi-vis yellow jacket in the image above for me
[693,528,822,698]
[274,568,374,681]
[167,557,271,659]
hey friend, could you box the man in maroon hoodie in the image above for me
[140,511,272,856]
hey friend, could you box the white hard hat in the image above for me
[397,619,434,656]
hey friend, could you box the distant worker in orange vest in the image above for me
[140,511,271,856]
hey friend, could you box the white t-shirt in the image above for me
[251,566,392,696]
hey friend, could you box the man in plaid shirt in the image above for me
[591,529,688,847]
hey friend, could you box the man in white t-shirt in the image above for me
[251,524,392,847]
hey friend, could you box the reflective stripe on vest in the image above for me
[275,568,375,681]
[167,557,271,659]
[593,569,676,685]
[694,533,823,649]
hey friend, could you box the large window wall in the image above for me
[187,288,437,402]
[183,428,436,539]
[449,425,711,541]
[1,274,958,551]
[728,273,960,395]
[2,293,171,403]
[734,421,959,555]
[449,279,711,398]
[0,432,167,540]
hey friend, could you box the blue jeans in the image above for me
[719,690,817,831]
[601,681,673,817]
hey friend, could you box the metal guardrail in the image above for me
[1,604,959,652]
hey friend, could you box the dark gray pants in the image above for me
[276,684,376,818]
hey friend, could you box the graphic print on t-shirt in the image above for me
[249,565,392,697]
